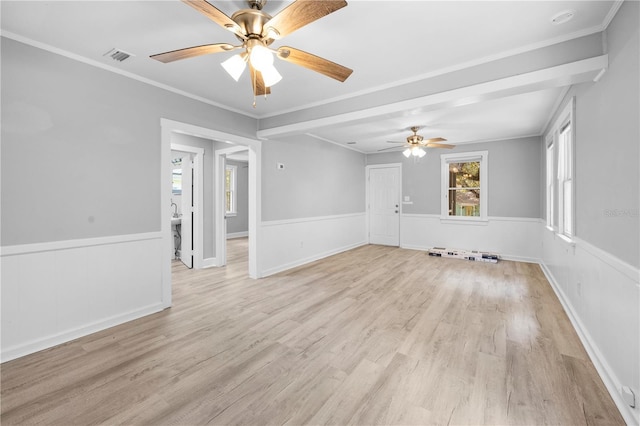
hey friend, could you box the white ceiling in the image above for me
[1,0,619,153]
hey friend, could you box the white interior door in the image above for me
[180,154,193,268]
[368,166,400,246]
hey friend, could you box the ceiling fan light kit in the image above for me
[403,146,427,158]
[151,0,353,106]
[380,126,454,157]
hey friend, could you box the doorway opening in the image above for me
[161,118,262,309]
[223,148,250,269]
[214,145,251,271]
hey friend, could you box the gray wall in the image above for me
[262,134,366,221]
[226,159,249,234]
[1,37,256,246]
[171,133,216,260]
[367,136,542,218]
[544,0,639,267]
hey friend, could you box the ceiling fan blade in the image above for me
[264,0,347,39]
[426,143,455,149]
[249,64,271,96]
[424,137,447,143]
[181,0,245,38]
[277,47,352,82]
[150,43,237,63]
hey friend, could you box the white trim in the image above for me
[0,232,161,256]
[215,145,253,269]
[1,302,165,363]
[258,24,609,119]
[2,0,618,123]
[257,56,608,139]
[161,118,262,280]
[441,150,488,221]
[601,0,625,30]
[261,241,367,277]
[227,231,249,239]
[540,85,572,136]
[573,237,639,283]
[261,212,366,228]
[0,31,257,120]
[201,257,218,269]
[401,213,540,223]
[539,261,638,426]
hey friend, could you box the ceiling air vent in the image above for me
[103,48,134,62]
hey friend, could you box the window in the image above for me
[558,121,573,237]
[545,97,574,238]
[545,139,554,229]
[225,164,237,216]
[441,151,488,221]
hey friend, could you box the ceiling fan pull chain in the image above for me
[253,68,257,108]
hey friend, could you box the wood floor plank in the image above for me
[0,241,625,425]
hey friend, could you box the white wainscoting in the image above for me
[260,213,367,277]
[1,233,166,362]
[540,229,640,425]
[400,214,542,262]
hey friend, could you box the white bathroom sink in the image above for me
[171,217,181,226]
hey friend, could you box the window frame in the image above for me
[225,164,237,216]
[440,150,489,223]
[545,97,574,240]
[545,136,554,230]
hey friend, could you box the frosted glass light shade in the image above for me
[403,148,411,158]
[261,63,282,87]
[249,44,273,71]
[221,54,247,81]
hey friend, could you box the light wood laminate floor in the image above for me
[1,240,624,425]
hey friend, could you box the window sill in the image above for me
[440,217,488,226]
[226,213,237,217]
[555,232,575,246]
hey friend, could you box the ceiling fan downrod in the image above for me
[248,0,266,10]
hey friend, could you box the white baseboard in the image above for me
[261,241,367,277]
[400,243,541,264]
[400,215,542,262]
[540,262,638,425]
[260,213,367,277]
[1,303,165,363]
[540,229,639,425]
[227,231,248,239]
[201,257,218,268]
[1,233,166,363]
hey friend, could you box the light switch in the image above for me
[404,196,410,202]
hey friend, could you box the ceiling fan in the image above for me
[380,126,454,157]
[150,0,353,105]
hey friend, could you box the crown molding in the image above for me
[0,31,259,120]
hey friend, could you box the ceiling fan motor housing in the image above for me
[231,9,275,45]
